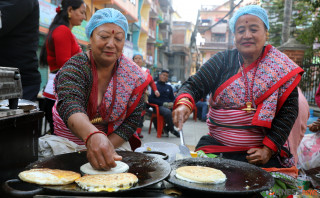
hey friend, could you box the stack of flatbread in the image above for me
[76,161,138,192]
[75,173,138,192]
[175,166,227,184]
[18,161,138,192]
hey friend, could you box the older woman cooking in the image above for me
[172,5,304,168]
[52,8,150,170]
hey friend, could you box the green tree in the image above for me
[261,0,284,47]
[282,0,293,43]
[294,0,320,60]
[262,0,320,59]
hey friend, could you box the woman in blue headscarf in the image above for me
[132,52,160,138]
[52,8,150,170]
[172,5,304,168]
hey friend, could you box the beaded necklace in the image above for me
[238,53,261,112]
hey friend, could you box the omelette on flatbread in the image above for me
[175,166,226,184]
[18,168,81,185]
[80,161,129,175]
[75,173,138,192]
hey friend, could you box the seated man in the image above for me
[148,70,180,137]
[196,95,209,122]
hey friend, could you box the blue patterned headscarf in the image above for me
[229,5,269,34]
[132,52,143,60]
[85,8,128,39]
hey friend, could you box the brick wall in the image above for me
[172,30,185,45]
[281,49,305,65]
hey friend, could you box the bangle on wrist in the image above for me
[176,101,193,112]
[84,131,106,146]
[179,99,193,108]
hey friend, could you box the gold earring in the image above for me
[68,13,71,19]
[266,32,270,40]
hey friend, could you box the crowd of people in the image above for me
[1,1,319,194]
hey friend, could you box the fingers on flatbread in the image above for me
[80,161,129,175]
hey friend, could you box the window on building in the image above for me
[211,33,226,42]
[168,56,174,65]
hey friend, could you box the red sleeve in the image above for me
[52,26,77,68]
[316,83,320,108]
[148,74,158,92]
[173,93,196,110]
[262,137,278,153]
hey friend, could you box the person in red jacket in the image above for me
[40,0,86,133]
[132,53,160,138]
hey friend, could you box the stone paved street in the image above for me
[139,114,209,151]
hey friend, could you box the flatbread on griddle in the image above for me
[80,161,129,175]
[175,166,226,184]
[18,168,81,185]
[75,173,138,192]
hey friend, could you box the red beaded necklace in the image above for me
[238,53,262,112]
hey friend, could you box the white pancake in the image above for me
[175,166,226,184]
[18,168,81,185]
[80,161,129,175]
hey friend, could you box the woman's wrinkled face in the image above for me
[234,15,267,58]
[133,55,143,67]
[90,23,125,67]
[69,4,86,27]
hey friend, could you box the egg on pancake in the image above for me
[75,173,138,192]
[80,161,129,175]
[18,168,81,185]
[175,166,226,184]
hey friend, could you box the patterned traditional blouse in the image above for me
[177,45,302,154]
[53,52,149,145]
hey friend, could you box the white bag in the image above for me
[38,134,86,159]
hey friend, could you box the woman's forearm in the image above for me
[108,133,126,148]
[67,112,98,142]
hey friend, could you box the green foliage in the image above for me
[261,0,320,59]
[300,0,320,12]
[294,0,320,59]
[261,0,284,47]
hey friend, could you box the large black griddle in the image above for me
[5,151,171,196]
[167,157,274,195]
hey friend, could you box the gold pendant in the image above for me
[242,102,256,113]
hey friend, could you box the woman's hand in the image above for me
[172,104,192,130]
[86,133,122,170]
[246,146,273,165]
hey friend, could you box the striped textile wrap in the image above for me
[53,53,150,147]
[207,108,264,147]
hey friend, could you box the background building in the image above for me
[170,21,194,82]
[197,2,232,65]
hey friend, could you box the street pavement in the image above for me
[139,113,208,151]
[139,109,319,150]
